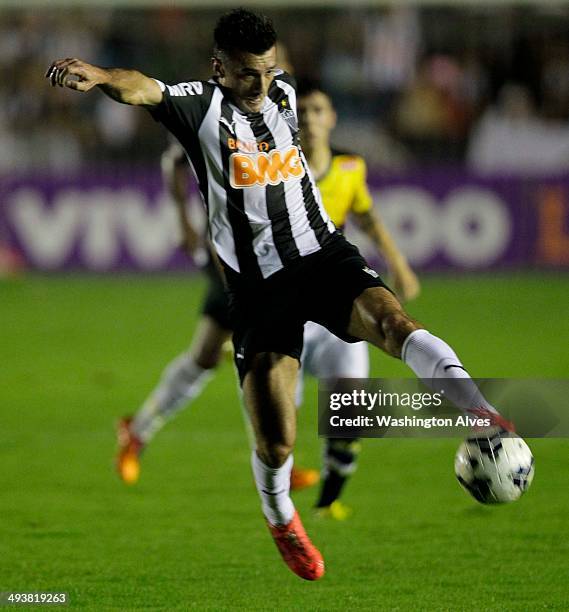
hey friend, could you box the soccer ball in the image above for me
[454,430,535,504]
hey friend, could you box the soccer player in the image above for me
[116,84,420,520]
[46,8,513,581]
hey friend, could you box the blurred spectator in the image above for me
[1,7,569,171]
[362,6,421,117]
[541,40,569,120]
[467,83,569,174]
[393,55,469,163]
[459,50,490,119]
[331,119,409,170]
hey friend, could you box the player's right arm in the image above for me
[161,143,204,260]
[45,58,162,106]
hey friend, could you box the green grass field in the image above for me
[1,273,568,610]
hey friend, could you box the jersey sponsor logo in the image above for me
[229,146,305,188]
[228,138,270,153]
[167,81,204,96]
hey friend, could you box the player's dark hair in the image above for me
[214,8,277,58]
[296,79,329,100]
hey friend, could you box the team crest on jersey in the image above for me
[278,98,298,131]
[229,146,305,188]
[281,108,297,131]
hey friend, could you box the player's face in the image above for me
[215,46,278,113]
[298,91,337,148]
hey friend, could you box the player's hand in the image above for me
[45,58,107,92]
[392,267,421,303]
[179,222,209,267]
[180,221,200,254]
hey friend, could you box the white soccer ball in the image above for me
[454,431,535,504]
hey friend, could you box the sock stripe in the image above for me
[261,488,287,496]
[443,364,467,372]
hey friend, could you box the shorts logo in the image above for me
[230,146,305,188]
[363,266,379,278]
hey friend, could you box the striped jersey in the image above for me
[150,73,337,281]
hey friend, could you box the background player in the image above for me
[296,81,420,518]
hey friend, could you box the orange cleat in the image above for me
[290,467,320,491]
[267,511,325,581]
[468,407,516,433]
[116,417,144,484]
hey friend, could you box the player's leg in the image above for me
[116,315,231,484]
[316,341,368,515]
[229,266,325,580]
[244,352,298,520]
[242,351,324,580]
[303,323,368,517]
[347,286,511,426]
[310,239,508,426]
[129,315,231,443]
[117,258,233,484]
[128,259,233,445]
[287,324,321,492]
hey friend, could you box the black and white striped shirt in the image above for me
[150,73,337,281]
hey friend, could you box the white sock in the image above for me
[251,452,295,526]
[131,353,213,443]
[402,329,497,415]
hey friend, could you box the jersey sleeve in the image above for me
[350,157,374,214]
[273,70,296,90]
[148,79,214,138]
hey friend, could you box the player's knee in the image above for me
[193,351,220,370]
[380,312,419,357]
[191,340,225,369]
[257,442,293,468]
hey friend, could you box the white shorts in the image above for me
[296,321,369,406]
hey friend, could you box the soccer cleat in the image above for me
[290,466,320,491]
[314,500,353,521]
[468,407,516,433]
[116,417,144,485]
[267,511,325,581]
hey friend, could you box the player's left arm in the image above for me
[350,160,420,302]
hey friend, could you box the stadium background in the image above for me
[1,3,568,610]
